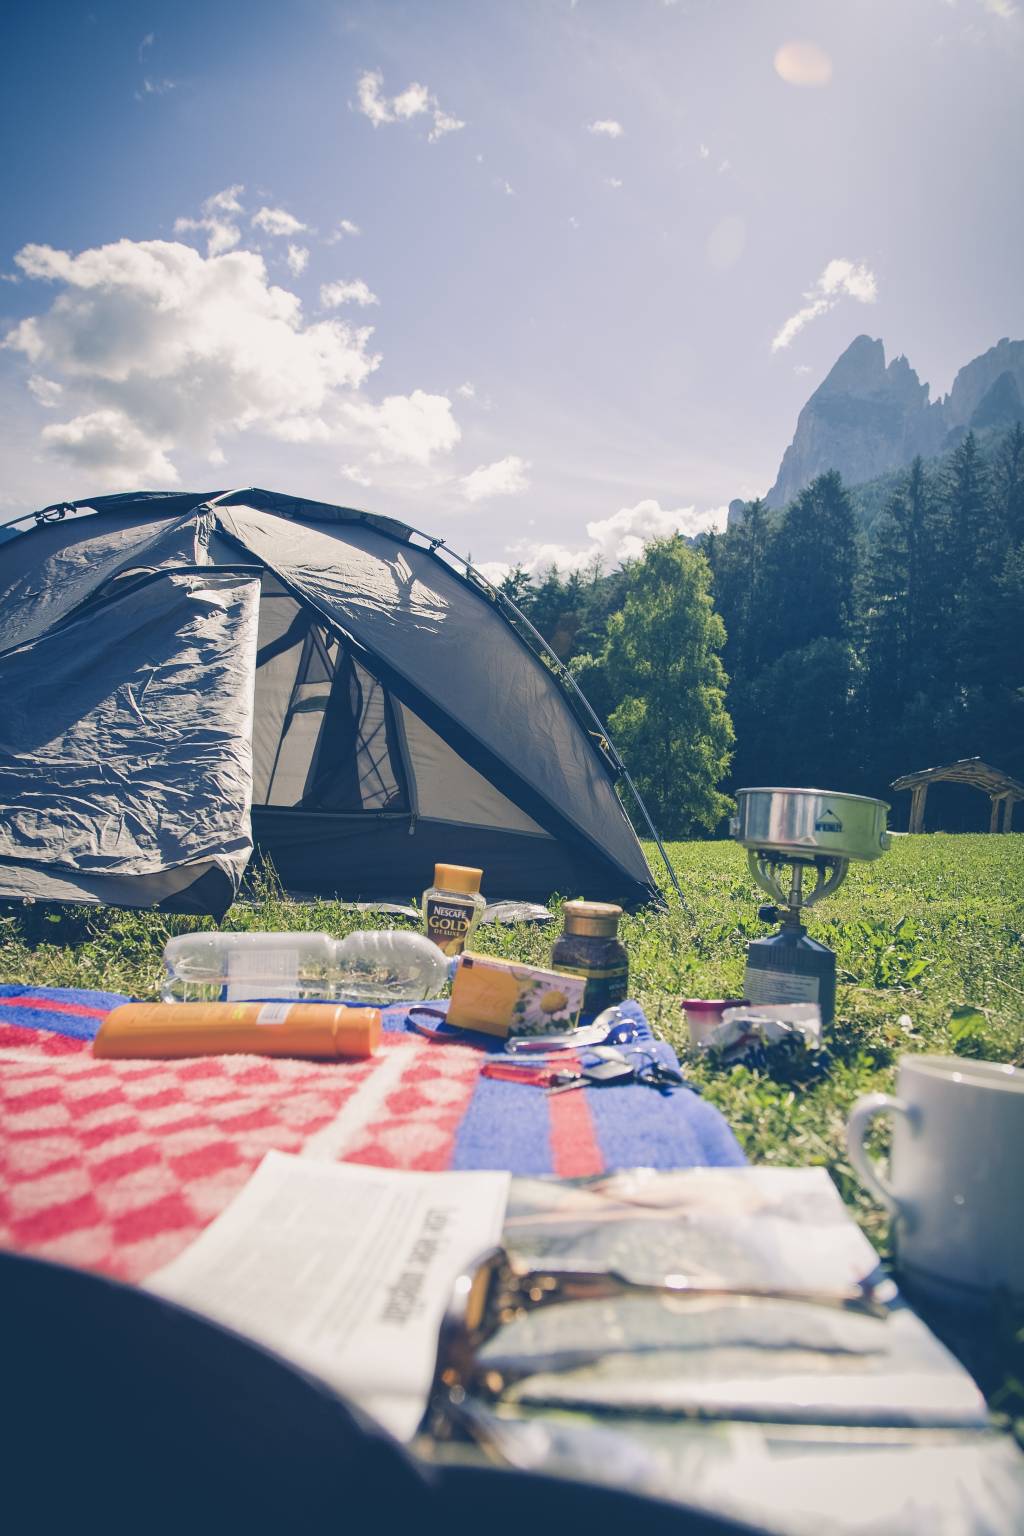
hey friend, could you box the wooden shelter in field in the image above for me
[891,758,1024,834]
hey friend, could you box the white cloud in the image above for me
[698,143,710,159]
[174,185,244,256]
[794,363,813,375]
[605,177,623,189]
[357,69,394,126]
[429,110,465,142]
[343,391,460,466]
[4,230,460,486]
[137,77,177,99]
[341,462,374,487]
[28,375,63,407]
[355,69,465,142]
[498,178,515,196]
[455,381,476,399]
[326,218,361,244]
[501,498,727,576]
[252,205,307,238]
[460,454,530,503]
[771,258,878,351]
[285,244,309,276]
[568,215,580,229]
[586,500,725,563]
[320,278,379,308]
[393,81,431,119]
[588,119,624,138]
[474,560,511,586]
[139,32,155,58]
[41,409,179,487]
[774,40,833,86]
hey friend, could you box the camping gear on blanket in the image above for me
[505,1009,645,1054]
[94,1001,382,1061]
[730,786,891,1024]
[162,928,449,1004]
[423,864,486,955]
[481,1045,690,1096]
[550,901,629,1013]
[0,489,662,917]
[0,984,746,1285]
[847,1053,1024,1303]
[448,953,586,1038]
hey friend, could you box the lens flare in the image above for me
[774,40,833,87]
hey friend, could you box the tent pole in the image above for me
[429,540,686,906]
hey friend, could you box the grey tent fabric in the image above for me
[0,490,660,915]
[0,567,260,914]
[215,503,651,891]
[0,509,215,654]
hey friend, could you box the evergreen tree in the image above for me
[498,565,532,608]
[864,458,946,714]
[594,537,734,835]
[993,421,1024,546]
[730,637,861,791]
[765,470,859,656]
[944,430,991,587]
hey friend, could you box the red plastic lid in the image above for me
[680,999,748,1012]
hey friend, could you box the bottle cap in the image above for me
[562,901,622,938]
[433,864,483,895]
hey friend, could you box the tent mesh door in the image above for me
[252,584,408,813]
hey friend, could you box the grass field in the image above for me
[3,832,1022,1425]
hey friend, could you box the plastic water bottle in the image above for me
[162,930,450,1005]
[333,930,450,1004]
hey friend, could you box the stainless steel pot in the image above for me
[730,788,891,863]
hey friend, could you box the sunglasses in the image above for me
[421,1244,897,1451]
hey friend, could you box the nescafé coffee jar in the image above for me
[423,864,485,956]
[550,901,629,1014]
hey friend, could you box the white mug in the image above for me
[846,1054,1024,1302]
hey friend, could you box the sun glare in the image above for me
[773,40,833,87]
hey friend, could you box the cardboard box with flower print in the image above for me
[447,953,586,1038]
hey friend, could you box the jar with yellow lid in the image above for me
[550,901,629,1014]
[422,863,485,956]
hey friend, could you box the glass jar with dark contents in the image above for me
[550,901,629,1014]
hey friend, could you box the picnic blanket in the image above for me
[0,985,745,1284]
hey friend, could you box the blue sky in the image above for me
[2,0,1022,572]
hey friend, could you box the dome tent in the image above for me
[0,489,662,918]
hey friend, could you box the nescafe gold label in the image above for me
[425,896,475,955]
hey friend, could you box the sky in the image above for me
[1,0,1022,575]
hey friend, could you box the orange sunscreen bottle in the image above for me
[93,1002,381,1060]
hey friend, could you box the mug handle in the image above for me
[846,1093,914,1214]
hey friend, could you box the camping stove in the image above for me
[730,789,891,1025]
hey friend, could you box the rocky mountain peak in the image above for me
[817,334,887,394]
[765,334,1023,508]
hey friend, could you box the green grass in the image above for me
[2,832,1023,1427]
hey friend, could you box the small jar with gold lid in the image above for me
[550,901,629,1014]
[422,863,485,956]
